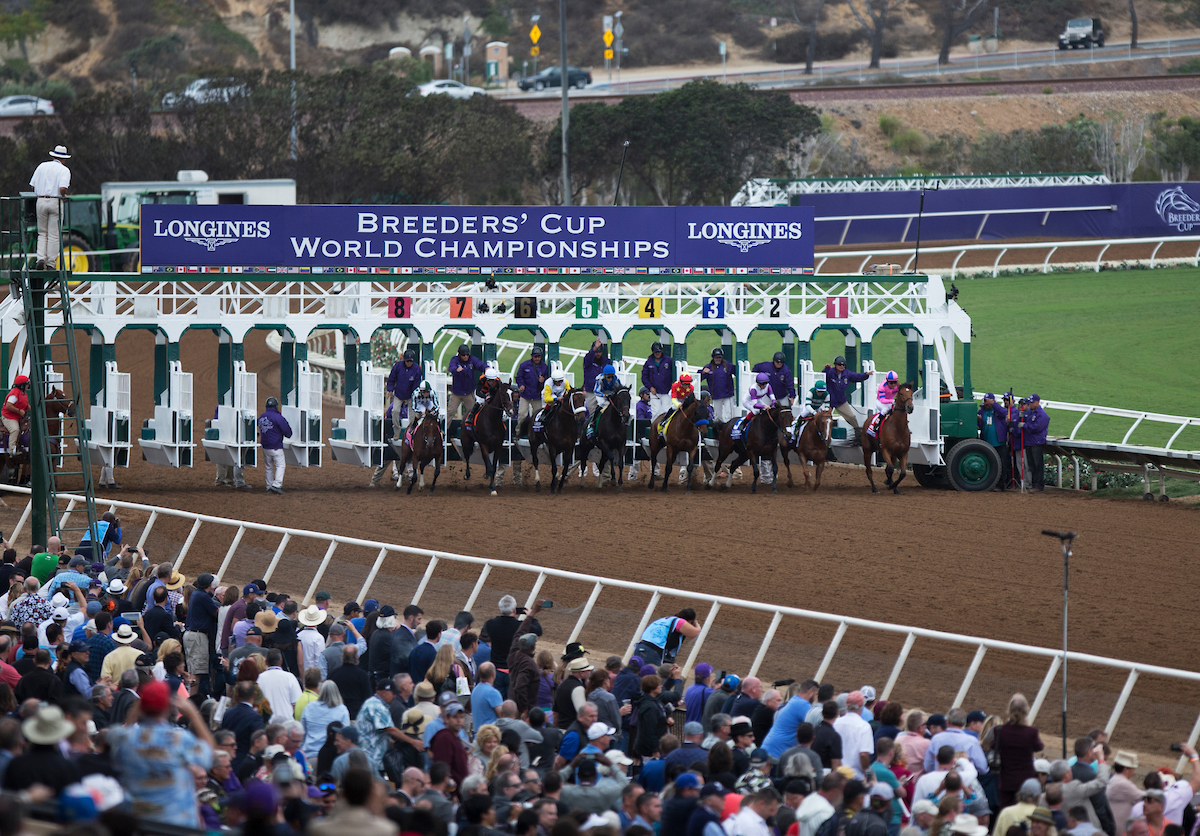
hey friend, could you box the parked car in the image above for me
[517,65,592,92]
[1058,17,1104,49]
[0,95,54,116]
[414,80,485,99]
[161,78,250,109]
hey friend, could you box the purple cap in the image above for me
[1030,393,1041,402]
[695,663,713,679]
[639,664,658,676]
[629,656,643,668]
[229,781,279,817]
[984,393,995,401]
[90,562,104,575]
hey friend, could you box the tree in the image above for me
[922,0,990,64]
[0,9,45,60]
[1129,0,1139,49]
[844,0,908,69]
[1090,117,1148,183]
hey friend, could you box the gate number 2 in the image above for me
[769,297,782,318]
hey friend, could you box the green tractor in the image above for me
[7,189,198,273]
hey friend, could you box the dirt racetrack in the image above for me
[4,327,1199,759]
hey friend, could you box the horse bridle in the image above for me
[568,388,587,416]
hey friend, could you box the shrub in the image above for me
[878,113,902,138]
[731,17,767,49]
[1042,86,1054,94]
[891,127,925,155]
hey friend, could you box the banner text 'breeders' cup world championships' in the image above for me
[139,206,816,268]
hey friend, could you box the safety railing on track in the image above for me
[3,482,1199,757]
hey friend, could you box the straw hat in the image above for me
[255,610,279,632]
[23,705,75,745]
[49,145,70,160]
[113,624,137,644]
[164,571,186,591]
[298,605,325,628]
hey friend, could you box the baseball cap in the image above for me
[587,724,616,741]
[912,800,939,817]
[927,713,946,728]
[246,626,263,636]
[85,601,101,616]
[869,783,895,801]
[343,601,362,615]
[51,607,69,622]
[89,562,104,575]
[984,393,995,401]
[965,710,987,724]
[675,773,702,790]
[749,748,769,766]
[695,663,713,679]
[315,590,331,601]
[243,583,262,596]
[1034,758,1051,774]
[68,556,86,568]
[683,722,704,736]
[194,573,214,590]
[700,783,726,799]
[723,674,740,690]
[337,726,359,743]
[139,681,171,714]
[444,702,464,716]
[1030,393,1041,402]
[375,678,394,691]
[68,640,88,653]
[860,686,876,702]
[363,599,379,613]
[628,656,644,668]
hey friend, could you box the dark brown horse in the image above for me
[709,405,785,494]
[862,384,914,494]
[647,394,703,493]
[461,382,516,496]
[576,386,631,491]
[770,404,795,487]
[792,407,834,491]
[0,387,75,485]
[398,410,443,494]
[522,387,587,494]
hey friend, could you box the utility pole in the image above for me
[560,0,570,206]
[289,0,297,160]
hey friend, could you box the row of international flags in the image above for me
[140,265,818,275]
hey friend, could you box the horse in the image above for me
[709,404,786,494]
[862,383,914,494]
[460,383,516,496]
[770,403,796,487]
[792,407,834,491]
[576,386,631,491]
[647,394,703,493]
[397,410,443,495]
[0,387,75,485]
[521,387,587,494]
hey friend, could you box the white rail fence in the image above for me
[3,483,1199,757]
[978,393,1200,452]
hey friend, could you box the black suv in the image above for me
[517,65,592,92]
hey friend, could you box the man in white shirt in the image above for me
[28,145,71,269]
[833,690,874,779]
[725,788,779,836]
[796,773,845,836]
[297,605,328,678]
[255,648,302,722]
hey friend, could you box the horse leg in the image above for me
[892,452,909,494]
[531,440,542,493]
[430,457,441,494]
[814,460,825,491]
[407,460,418,495]
[396,448,410,490]
[461,436,473,481]
[800,457,812,491]
[647,436,659,490]
[863,441,878,493]
[770,452,779,494]
[780,449,794,488]
[661,446,673,493]
[487,447,499,496]
[685,448,696,494]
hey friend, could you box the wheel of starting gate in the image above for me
[946,439,1002,492]
[912,463,951,490]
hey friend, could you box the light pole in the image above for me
[1042,529,1076,760]
[559,0,570,206]
[614,11,623,81]
[289,0,297,160]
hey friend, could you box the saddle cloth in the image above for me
[865,411,887,438]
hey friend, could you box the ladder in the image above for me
[0,196,97,547]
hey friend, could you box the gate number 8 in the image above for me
[387,296,412,319]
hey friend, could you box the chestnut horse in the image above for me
[647,394,704,493]
[792,407,834,491]
[397,410,443,494]
[862,383,914,494]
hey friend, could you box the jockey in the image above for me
[2,375,29,455]
[670,373,695,407]
[589,365,620,434]
[410,380,439,427]
[628,387,654,481]
[536,368,569,429]
[737,373,776,437]
[475,368,502,404]
[876,371,900,417]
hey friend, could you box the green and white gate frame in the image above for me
[0,272,974,472]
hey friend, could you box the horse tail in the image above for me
[518,413,532,438]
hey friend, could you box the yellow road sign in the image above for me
[603,29,614,47]
[530,45,540,56]
[604,48,614,59]
[530,24,541,43]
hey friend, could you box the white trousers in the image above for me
[263,448,286,489]
[649,394,671,420]
[712,397,737,423]
[36,197,60,265]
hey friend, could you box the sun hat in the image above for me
[298,605,325,627]
[254,610,279,632]
[107,579,125,595]
[1114,750,1139,769]
[567,657,594,673]
[414,681,436,700]
[951,814,989,836]
[164,571,186,591]
[23,704,75,744]
[113,624,137,644]
[49,145,70,159]
[1029,808,1056,825]
[400,707,428,738]
[835,765,857,780]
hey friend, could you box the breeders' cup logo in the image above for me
[152,219,271,249]
[1155,187,1200,231]
[687,220,804,253]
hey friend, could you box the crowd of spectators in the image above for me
[0,538,1189,836]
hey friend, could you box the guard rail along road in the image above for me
[3,482,1199,766]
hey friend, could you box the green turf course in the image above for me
[422,267,1200,449]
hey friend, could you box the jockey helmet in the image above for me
[638,386,650,396]
[756,372,770,385]
[457,344,470,356]
[551,369,566,382]
[679,373,693,384]
[833,355,846,366]
[13,375,29,386]
[885,370,899,382]
[700,389,711,401]
[773,351,786,364]
[602,364,616,376]
[419,380,432,391]
[651,342,663,353]
[484,368,500,381]
[813,380,826,391]
[531,346,543,357]
[403,349,416,361]
[265,397,279,410]
[711,347,724,359]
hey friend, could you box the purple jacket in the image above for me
[701,361,736,399]
[515,359,548,402]
[824,366,870,407]
[1023,406,1050,446]
[257,408,293,449]
[448,355,486,395]
[977,403,1008,446]
[583,351,610,392]
[752,361,796,400]
[642,355,673,394]
[636,400,653,421]
[387,360,423,400]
